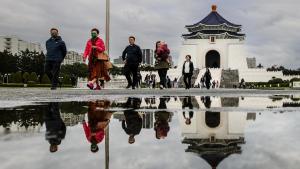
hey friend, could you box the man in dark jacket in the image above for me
[122,97,142,144]
[45,28,67,90]
[44,102,66,153]
[182,55,194,89]
[122,36,142,89]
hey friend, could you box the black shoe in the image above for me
[126,85,131,89]
[51,87,57,90]
[132,86,136,90]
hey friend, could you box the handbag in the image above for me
[106,61,113,69]
[97,52,109,61]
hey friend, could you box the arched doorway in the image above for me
[205,111,221,128]
[205,50,220,68]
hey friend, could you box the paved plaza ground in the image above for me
[1,88,300,107]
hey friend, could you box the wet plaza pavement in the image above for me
[0,94,300,169]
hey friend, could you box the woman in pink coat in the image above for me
[83,28,110,90]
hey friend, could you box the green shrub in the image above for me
[29,72,38,82]
[41,74,51,84]
[22,72,30,83]
[12,72,23,83]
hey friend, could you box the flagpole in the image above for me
[105,1,110,169]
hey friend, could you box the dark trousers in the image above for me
[45,61,61,88]
[158,68,168,87]
[183,73,192,89]
[124,64,139,87]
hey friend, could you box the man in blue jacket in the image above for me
[45,28,67,90]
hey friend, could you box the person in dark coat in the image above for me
[45,28,67,90]
[154,41,170,89]
[204,68,212,90]
[122,36,143,90]
[182,96,194,125]
[182,55,194,89]
[122,98,142,144]
[44,102,66,153]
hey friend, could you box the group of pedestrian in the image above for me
[45,28,112,90]
[45,27,218,91]
[144,73,156,88]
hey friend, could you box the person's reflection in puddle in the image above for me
[44,102,66,153]
[154,97,172,139]
[201,96,212,108]
[122,97,142,144]
[182,97,194,125]
[82,100,113,153]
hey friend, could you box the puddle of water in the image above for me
[0,96,300,169]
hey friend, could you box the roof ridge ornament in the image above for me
[212,5,217,12]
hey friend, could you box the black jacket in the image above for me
[122,110,142,136]
[46,36,67,62]
[182,61,194,74]
[44,103,66,146]
[122,44,142,65]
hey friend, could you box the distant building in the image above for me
[60,113,85,127]
[113,56,123,64]
[141,49,154,66]
[0,35,42,55]
[62,51,83,65]
[113,112,154,129]
[141,112,154,129]
[113,56,124,67]
[246,57,256,68]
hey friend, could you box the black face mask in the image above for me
[51,33,58,38]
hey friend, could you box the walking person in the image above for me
[122,36,143,90]
[200,76,205,89]
[151,74,156,89]
[154,41,170,89]
[44,102,66,153]
[204,68,212,89]
[82,100,113,153]
[122,97,142,144]
[45,28,67,90]
[182,55,194,89]
[83,28,110,90]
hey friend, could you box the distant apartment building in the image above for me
[60,113,85,127]
[62,51,83,65]
[141,49,154,66]
[246,57,257,69]
[113,56,124,67]
[0,35,42,55]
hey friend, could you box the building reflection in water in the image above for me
[180,96,256,169]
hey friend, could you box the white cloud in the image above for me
[0,0,299,68]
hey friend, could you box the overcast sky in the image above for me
[0,0,299,68]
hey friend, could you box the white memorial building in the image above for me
[168,5,293,86]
